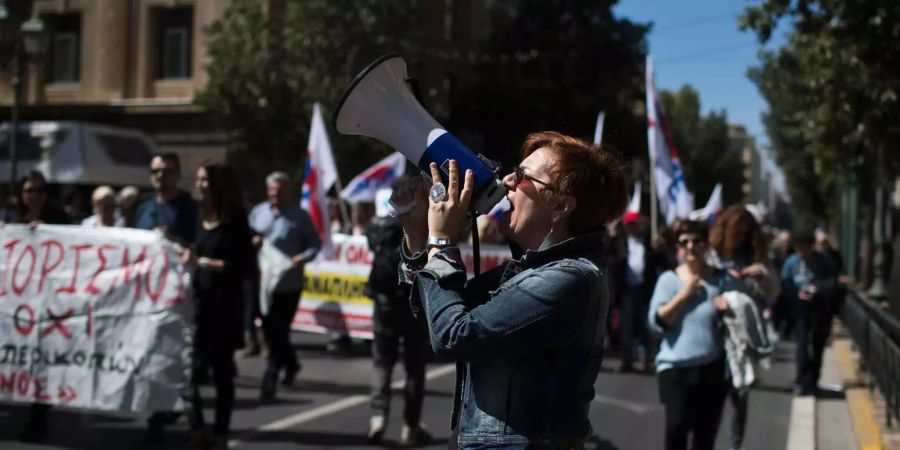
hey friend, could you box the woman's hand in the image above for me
[679,272,703,297]
[428,160,474,244]
[393,173,430,253]
[181,248,198,267]
[713,295,728,311]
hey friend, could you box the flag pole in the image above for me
[333,175,352,232]
[650,154,658,239]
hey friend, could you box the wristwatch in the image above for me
[426,236,453,251]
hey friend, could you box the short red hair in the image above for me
[520,131,629,235]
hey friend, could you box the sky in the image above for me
[613,0,787,181]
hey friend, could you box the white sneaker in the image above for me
[368,415,386,444]
[400,424,432,446]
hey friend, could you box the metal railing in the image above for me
[840,288,900,427]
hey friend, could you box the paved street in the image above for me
[0,331,800,449]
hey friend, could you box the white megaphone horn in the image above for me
[333,54,506,215]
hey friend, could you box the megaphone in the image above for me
[334,54,506,215]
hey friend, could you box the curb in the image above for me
[832,337,885,450]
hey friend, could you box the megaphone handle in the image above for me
[471,212,480,276]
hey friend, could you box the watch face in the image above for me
[429,182,447,203]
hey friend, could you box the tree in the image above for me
[445,0,650,170]
[198,0,423,189]
[740,0,900,227]
[660,85,744,208]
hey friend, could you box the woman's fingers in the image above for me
[447,160,458,199]
[459,169,474,208]
[429,162,442,187]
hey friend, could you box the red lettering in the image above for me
[38,240,64,294]
[86,244,118,295]
[144,252,169,304]
[40,307,74,339]
[331,243,344,261]
[55,244,93,295]
[12,245,36,296]
[17,372,29,396]
[14,304,35,336]
[119,246,147,299]
[1,239,21,297]
[33,377,51,401]
[0,372,13,393]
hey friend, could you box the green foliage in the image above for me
[740,0,900,227]
[198,0,423,187]
[660,86,745,208]
[446,0,650,169]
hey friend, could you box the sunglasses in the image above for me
[514,166,553,190]
[149,168,176,176]
[22,187,47,194]
[677,237,706,247]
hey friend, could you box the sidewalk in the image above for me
[812,323,893,450]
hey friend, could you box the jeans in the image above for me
[728,388,749,449]
[370,298,429,425]
[620,285,648,366]
[657,358,728,450]
[793,300,832,393]
[262,290,301,392]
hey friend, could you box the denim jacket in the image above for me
[401,231,609,447]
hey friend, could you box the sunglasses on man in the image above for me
[149,168,176,176]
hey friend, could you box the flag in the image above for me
[646,56,693,224]
[340,152,406,204]
[301,103,339,254]
[627,181,641,214]
[689,183,723,223]
[594,111,606,146]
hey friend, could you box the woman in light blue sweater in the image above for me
[648,219,743,450]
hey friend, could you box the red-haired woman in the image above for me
[394,131,629,448]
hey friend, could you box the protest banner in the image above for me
[296,233,511,339]
[0,225,192,412]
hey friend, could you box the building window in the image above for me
[157,7,193,79]
[48,14,81,83]
[444,0,454,42]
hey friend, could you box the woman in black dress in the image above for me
[182,163,252,449]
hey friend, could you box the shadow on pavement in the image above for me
[239,430,449,448]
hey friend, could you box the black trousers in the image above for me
[727,388,749,449]
[370,294,430,426]
[657,358,728,450]
[187,341,236,435]
[793,300,832,393]
[262,290,302,387]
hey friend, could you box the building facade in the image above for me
[1,0,487,186]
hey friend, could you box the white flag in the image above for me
[689,183,723,222]
[646,56,693,224]
[301,103,340,255]
[627,181,641,214]
[340,152,407,204]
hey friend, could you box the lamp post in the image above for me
[868,145,890,299]
[1,0,49,190]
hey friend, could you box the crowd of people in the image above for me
[4,131,847,449]
[598,204,843,450]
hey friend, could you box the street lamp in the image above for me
[1,2,49,191]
